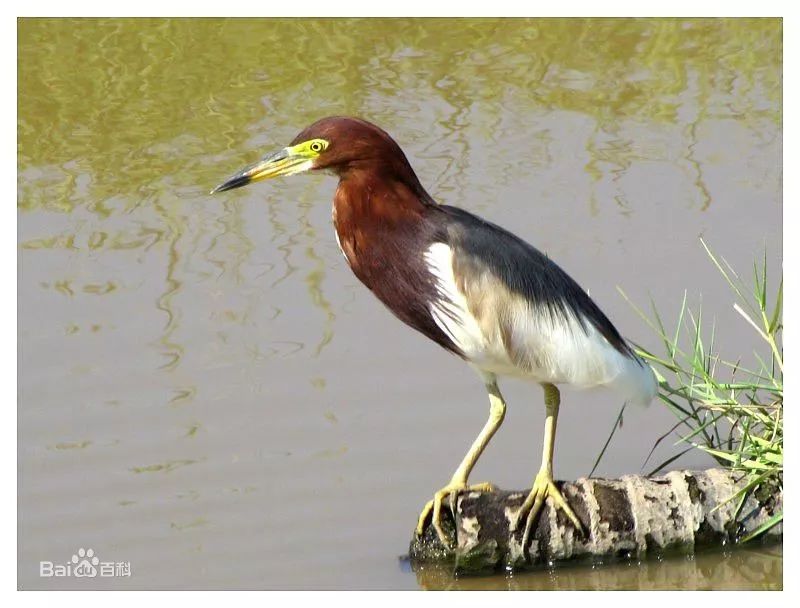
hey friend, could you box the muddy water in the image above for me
[18,18,781,590]
[410,544,784,590]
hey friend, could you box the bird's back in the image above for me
[420,204,657,406]
[434,205,633,352]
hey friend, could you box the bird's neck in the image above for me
[340,153,435,200]
[332,165,435,277]
[334,164,435,224]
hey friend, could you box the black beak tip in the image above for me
[211,175,251,194]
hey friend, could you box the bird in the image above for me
[212,116,657,549]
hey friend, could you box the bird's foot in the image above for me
[415,480,497,547]
[512,470,583,550]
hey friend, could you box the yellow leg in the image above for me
[512,383,583,548]
[416,377,506,545]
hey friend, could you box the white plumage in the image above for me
[425,242,656,407]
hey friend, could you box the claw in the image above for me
[416,481,497,546]
[448,487,458,517]
[512,470,583,551]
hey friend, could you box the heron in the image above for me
[212,116,657,548]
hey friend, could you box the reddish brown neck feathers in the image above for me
[332,168,428,275]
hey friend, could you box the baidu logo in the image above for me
[40,548,131,579]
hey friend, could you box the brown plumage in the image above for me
[212,115,656,549]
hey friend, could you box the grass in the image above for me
[616,239,783,542]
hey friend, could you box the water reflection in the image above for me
[19,19,780,208]
[410,544,783,590]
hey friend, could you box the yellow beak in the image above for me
[211,146,314,193]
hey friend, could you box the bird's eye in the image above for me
[310,141,323,152]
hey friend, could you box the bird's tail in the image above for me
[608,352,658,407]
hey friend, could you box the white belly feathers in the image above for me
[424,242,650,398]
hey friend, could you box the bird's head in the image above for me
[212,116,413,193]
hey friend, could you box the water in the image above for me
[18,18,782,590]
[410,545,783,590]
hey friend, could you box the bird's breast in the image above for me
[331,177,425,284]
[331,203,355,268]
[331,190,463,356]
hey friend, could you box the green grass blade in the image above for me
[740,512,783,544]
[618,241,781,524]
[589,403,626,478]
[769,278,783,335]
[646,446,695,477]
